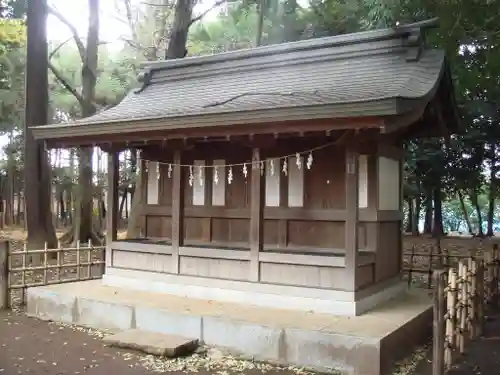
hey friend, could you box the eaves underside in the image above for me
[32,98,430,141]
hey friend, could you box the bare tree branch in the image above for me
[48,62,86,108]
[189,0,226,25]
[48,5,87,62]
[141,1,173,6]
[49,37,73,60]
[123,0,139,42]
[48,60,102,111]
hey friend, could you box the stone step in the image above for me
[103,329,199,357]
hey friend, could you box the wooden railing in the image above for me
[432,248,500,375]
[0,240,105,308]
[404,238,488,289]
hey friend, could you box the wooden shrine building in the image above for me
[33,19,459,317]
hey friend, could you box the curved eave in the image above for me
[33,98,416,141]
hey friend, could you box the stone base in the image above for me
[103,329,199,357]
[26,280,432,375]
[102,267,406,316]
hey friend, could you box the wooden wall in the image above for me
[141,143,348,252]
[117,138,403,293]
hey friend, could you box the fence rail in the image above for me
[0,240,106,308]
[432,247,500,375]
[403,238,491,289]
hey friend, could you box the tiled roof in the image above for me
[33,18,453,140]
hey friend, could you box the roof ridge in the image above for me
[135,18,439,93]
[140,18,438,72]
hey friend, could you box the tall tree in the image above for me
[49,0,102,244]
[24,0,57,251]
[125,0,220,237]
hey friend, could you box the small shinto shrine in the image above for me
[29,19,460,375]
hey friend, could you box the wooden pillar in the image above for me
[0,241,9,309]
[250,148,264,282]
[398,156,404,274]
[277,163,289,248]
[345,150,359,291]
[106,150,119,268]
[171,150,184,274]
[139,156,147,236]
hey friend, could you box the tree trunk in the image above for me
[119,187,127,220]
[405,198,413,233]
[255,0,265,46]
[282,0,297,42]
[423,194,432,234]
[15,180,22,225]
[457,190,473,235]
[128,0,194,238]
[413,188,421,235]
[60,0,101,245]
[5,132,15,226]
[24,0,58,258]
[165,0,193,59]
[470,190,484,236]
[432,185,444,237]
[487,151,496,236]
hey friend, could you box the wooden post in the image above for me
[485,249,493,304]
[106,150,119,270]
[345,150,359,291]
[458,261,468,354]
[445,268,457,369]
[469,258,477,339]
[171,150,184,274]
[493,245,499,303]
[476,262,485,337]
[249,148,264,282]
[0,241,9,309]
[433,270,446,375]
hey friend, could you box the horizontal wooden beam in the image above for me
[111,240,375,267]
[359,209,402,222]
[44,117,384,149]
[141,205,348,221]
[142,205,401,222]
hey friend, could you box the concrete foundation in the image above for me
[102,267,407,316]
[26,280,432,375]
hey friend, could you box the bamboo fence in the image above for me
[0,240,105,308]
[432,246,500,375]
[404,238,483,289]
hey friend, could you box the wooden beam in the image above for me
[345,150,359,292]
[106,150,119,267]
[249,148,264,282]
[278,161,289,248]
[43,116,384,149]
[141,205,347,221]
[139,157,147,236]
[171,150,184,273]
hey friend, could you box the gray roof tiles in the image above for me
[33,18,453,139]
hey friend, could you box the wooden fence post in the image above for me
[493,245,499,304]
[445,268,457,370]
[458,261,468,354]
[468,258,477,339]
[433,270,446,375]
[0,240,9,309]
[476,262,485,337]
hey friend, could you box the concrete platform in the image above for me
[26,280,432,375]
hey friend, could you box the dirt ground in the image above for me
[0,309,311,375]
[1,229,500,375]
[409,306,500,375]
[1,308,499,375]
